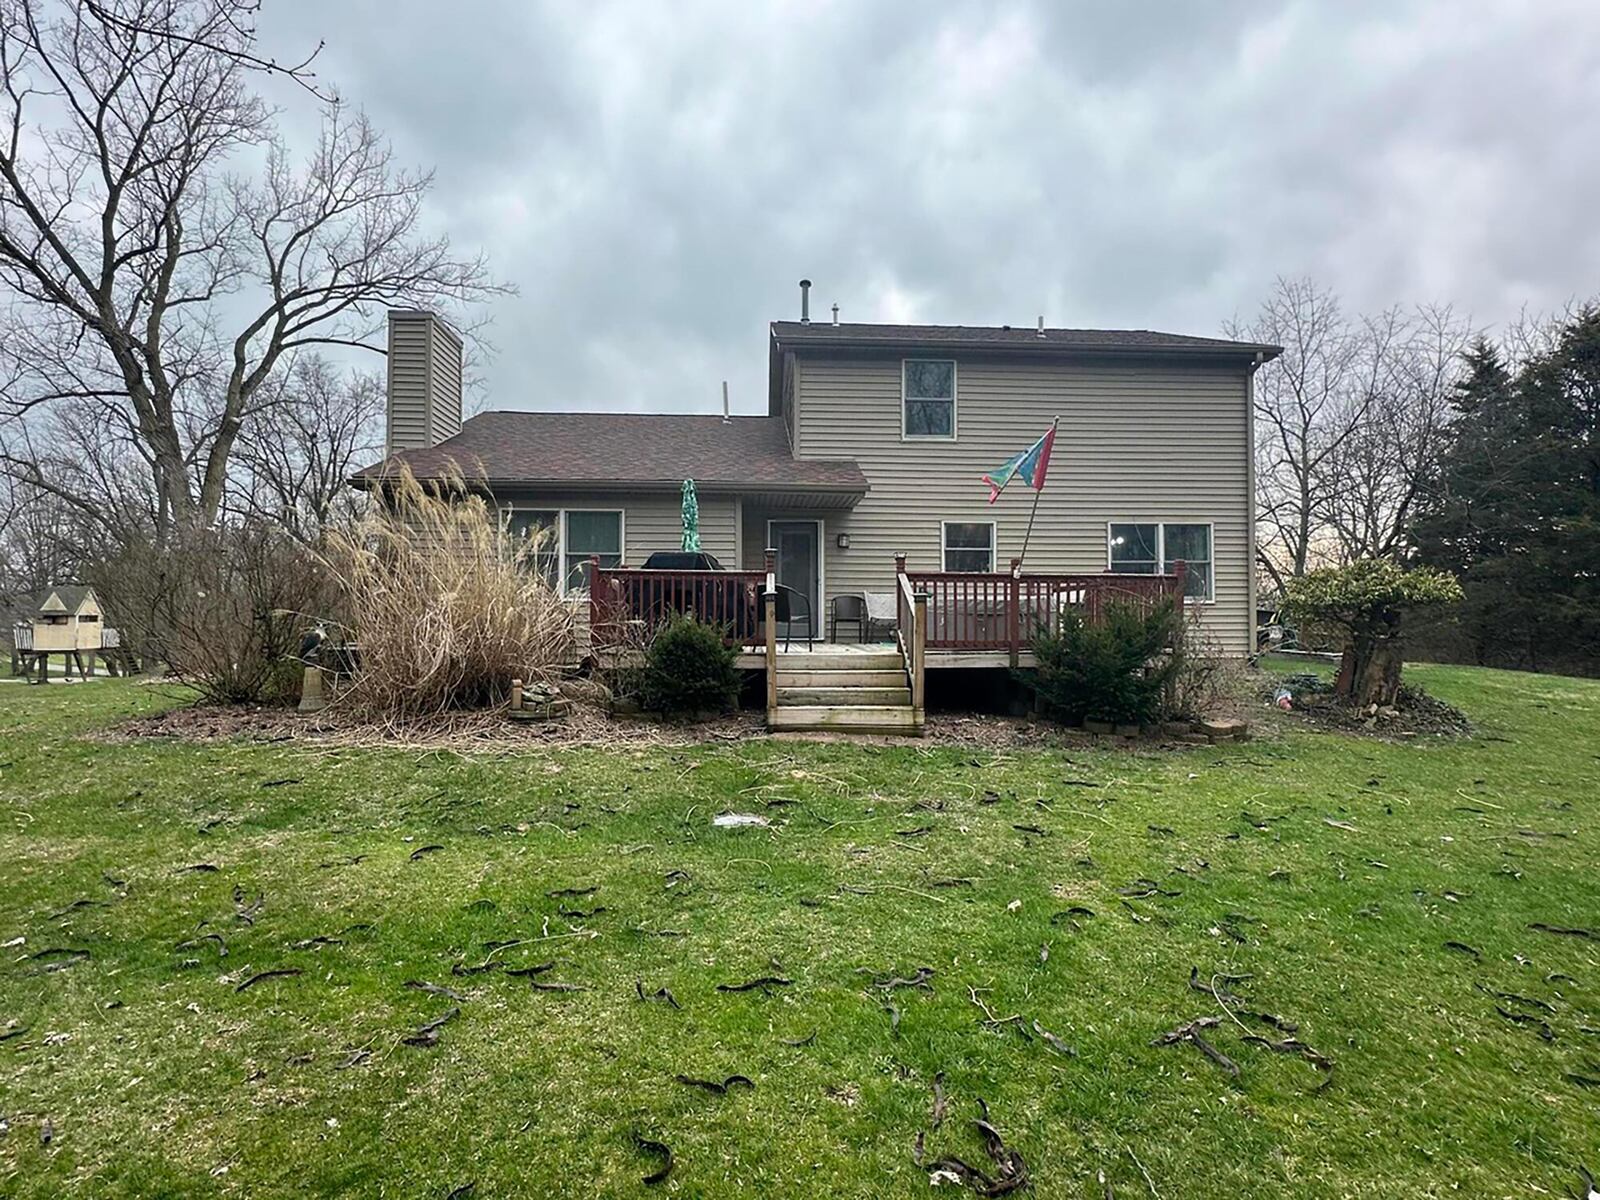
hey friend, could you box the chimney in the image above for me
[1036,315,1046,339]
[799,278,811,323]
[831,302,839,326]
[385,310,463,454]
[721,380,731,424]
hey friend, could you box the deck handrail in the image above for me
[763,548,777,716]
[903,561,1187,661]
[894,555,927,715]
[588,557,769,649]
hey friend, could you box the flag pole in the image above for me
[1015,416,1058,573]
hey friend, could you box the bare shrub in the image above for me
[99,523,337,704]
[322,467,574,720]
[1163,619,1244,721]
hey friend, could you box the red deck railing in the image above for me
[588,558,769,649]
[900,555,1187,660]
[586,552,1186,662]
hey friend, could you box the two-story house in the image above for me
[356,290,1279,729]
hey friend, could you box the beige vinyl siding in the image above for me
[791,354,1254,654]
[386,316,430,453]
[386,312,462,453]
[425,318,463,447]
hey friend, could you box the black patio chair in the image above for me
[773,584,813,651]
[831,593,867,643]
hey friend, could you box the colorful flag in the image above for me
[982,422,1057,504]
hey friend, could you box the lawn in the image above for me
[1,664,1597,1199]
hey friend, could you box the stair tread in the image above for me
[777,687,911,707]
[771,710,918,717]
[769,705,923,734]
[775,671,906,686]
[775,655,902,667]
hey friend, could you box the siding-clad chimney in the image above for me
[385,309,464,454]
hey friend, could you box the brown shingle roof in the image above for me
[770,320,1281,356]
[353,412,866,495]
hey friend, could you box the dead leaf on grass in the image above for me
[234,968,302,993]
[631,1132,673,1185]
[402,1007,459,1048]
[716,975,792,993]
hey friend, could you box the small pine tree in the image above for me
[640,614,740,716]
[1022,600,1180,726]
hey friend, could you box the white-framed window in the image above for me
[903,359,957,439]
[563,509,623,592]
[506,509,560,588]
[941,520,996,573]
[1107,522,1213,601]
[503,507,625,594]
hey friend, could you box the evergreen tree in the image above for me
[1413,313,1600,673]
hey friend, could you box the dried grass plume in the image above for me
[322,465,574,719]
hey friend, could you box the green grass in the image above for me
[1,665,1597,1199]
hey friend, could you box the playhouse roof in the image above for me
[34,585,96,614]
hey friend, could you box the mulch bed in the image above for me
[97,667,1474,753]
[100,699,1239,754]
[1267,674,1473,740]
[98,699,766,751]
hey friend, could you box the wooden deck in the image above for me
[586,552,1186,734]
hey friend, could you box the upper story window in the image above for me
[903,359,956,439]
[1107,522,1213,601]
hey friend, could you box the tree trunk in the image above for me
[1336,633,1403,707]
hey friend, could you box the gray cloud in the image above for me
[259,0,1600,414]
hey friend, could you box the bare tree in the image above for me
[228,354,382,543]
[0,471,93,601]
[1230,277,1373,592]
[0,0,501,543]
[1323,304,1471,561]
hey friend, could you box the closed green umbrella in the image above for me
[680,479,700,553]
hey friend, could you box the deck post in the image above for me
[588,555,602,648]
[1171,559,1188,650]
[912,590,927,725]
[1007,557,1022,669]
[763,571,778,719]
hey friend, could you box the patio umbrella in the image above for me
[680,479,700,553]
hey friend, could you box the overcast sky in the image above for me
[260,0,1600,416]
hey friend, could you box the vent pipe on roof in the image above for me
[1036,315,1046,339]
[721,380,731,424]
[831,302,839,326]
[799,278,812,323]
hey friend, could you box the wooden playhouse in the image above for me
[9,586,121,681]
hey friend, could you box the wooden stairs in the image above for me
[767,649,924,735]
